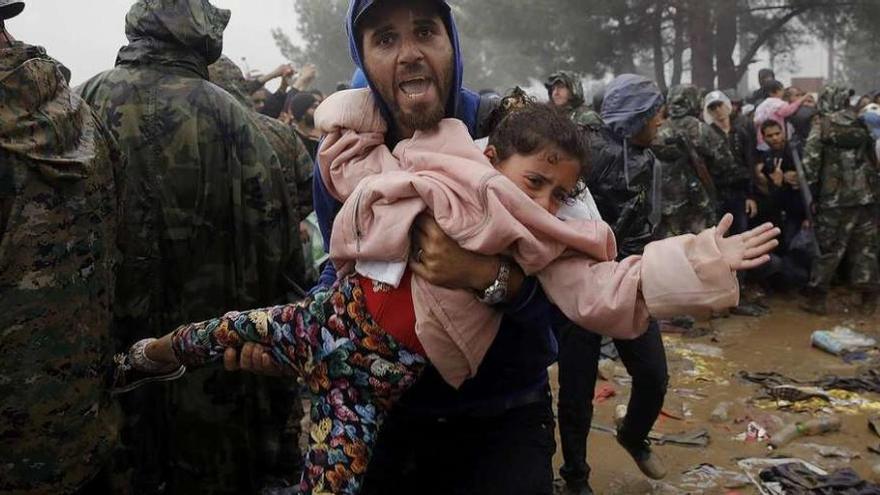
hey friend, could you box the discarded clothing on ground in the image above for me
[740,370,880,394]
[758,462,880,494]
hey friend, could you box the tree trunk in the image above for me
[714,0,738,89]
[613,11,637,73]
[688,0,715,88]
[652,1,668,92]
[671,3,685,86]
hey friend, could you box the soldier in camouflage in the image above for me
[802,85,880,315]
[545,70,602,128]
[0,2,123,492]
[78,0,305,493]
[650,85,724,239]
[210,55,315,235]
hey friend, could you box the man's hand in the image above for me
[769,159,784,188]
[223,343,290,376]
[783,171,800,189]
[409,215,523,298]
[293,64,318,91]
[259,64,295,85]
[746,199,759,218]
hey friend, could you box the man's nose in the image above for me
[399,36,425,65]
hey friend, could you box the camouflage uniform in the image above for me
[210,56,315,241]
[0,41,122,494]
[651,85,730,239]
[545,71,602,128]
[803,85,880,294]
[78,1,304,493]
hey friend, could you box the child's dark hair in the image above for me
[488,89,591,189]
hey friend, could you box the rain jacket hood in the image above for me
[818,85,853,115]
[600,74,664,141]
[667,84,701,120]
[344,0,479,135]
[545,70,586,110]
[0,42,95,182]
[116,0,230,80]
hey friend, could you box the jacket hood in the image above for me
[0,42,96,181]
[667,84,701,119]
[116,0,230,80]
[545,70,586,109]
[208,55,252,106]
[818,85,853,115]
[345,0,477,135]
[600,74,664,140]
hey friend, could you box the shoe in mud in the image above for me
[616,437,667,480]
[800,292,828,315]
[112,339,186,395]
[731,302,769,317]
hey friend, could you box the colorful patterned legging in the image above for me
[170,276,427,494]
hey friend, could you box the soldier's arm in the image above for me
[802,118,823,192]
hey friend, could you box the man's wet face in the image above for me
[551,82,572,108]
[763,124,786,151]
[359,0,454,137]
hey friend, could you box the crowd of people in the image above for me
[1,0,878,494]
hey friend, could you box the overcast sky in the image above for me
[12,0,302,86]
[11,0,827,90]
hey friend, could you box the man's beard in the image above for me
[393,100,447,132]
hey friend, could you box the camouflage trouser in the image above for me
[165,370,304,495]
[809,204,880,292]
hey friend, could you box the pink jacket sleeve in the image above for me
[775,98,804,119]
[314,89,398,202]
[538,228,739,339]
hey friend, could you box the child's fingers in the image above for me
[744,239,779,259]
[738,254,771,271]
[744,227,781,248]
[715,213,734,238]
[740,222,774,242]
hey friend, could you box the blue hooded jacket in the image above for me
[311,0,557,414]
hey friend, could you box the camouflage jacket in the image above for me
[210,56,314,221]
[803,107,880,209]
[77,0,303,342]
[0,42,122,494]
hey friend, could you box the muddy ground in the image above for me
[551,290,880,494]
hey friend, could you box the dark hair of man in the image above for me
[764,79,784,94]
[489,101,591,182]
[760,119,783,136]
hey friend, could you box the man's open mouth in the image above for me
[399,77,432,99]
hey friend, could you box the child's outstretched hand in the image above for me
[714,213,780,271]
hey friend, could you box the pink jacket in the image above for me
[316,89,739,388]
[754,97,804,146]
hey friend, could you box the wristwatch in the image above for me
[476,260,511,305]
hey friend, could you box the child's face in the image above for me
[488,146,581,215]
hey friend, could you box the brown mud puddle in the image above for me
[550,290,880,494]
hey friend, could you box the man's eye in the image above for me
[378,33,395,46]
[417,28,433,39]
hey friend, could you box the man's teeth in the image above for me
[400,79,429,97]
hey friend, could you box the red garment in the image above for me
[358,271,425,356]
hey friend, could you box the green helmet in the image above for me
[544,70,586,109]
[0,0,24,20]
